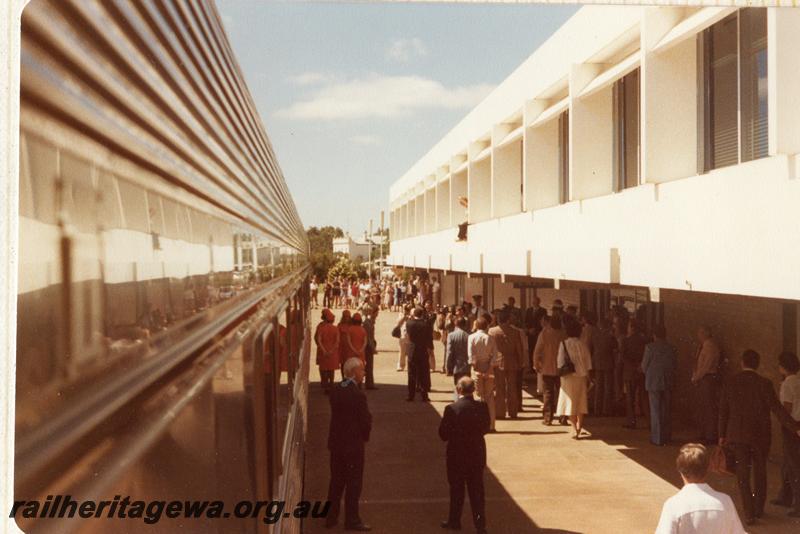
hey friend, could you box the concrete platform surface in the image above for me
[302,309,800,534]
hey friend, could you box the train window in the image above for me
[147,192,165,237]
[175,203,192,242]
[60,153,96,235]
[98,172,124,230]
[26,136,58,224]
[116,179,149,233]
[19,135,35,218]
[190,209,211,244]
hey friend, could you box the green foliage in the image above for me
[327,257,357,281]
[307,226,345,280]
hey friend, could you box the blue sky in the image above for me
[217,1,579,237]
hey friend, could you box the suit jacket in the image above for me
[592,328,617,371]
[641,340,677,392]
[446,328,470,375]
[719,370,799,452]
[328,380,372,453]
[439,395,490,468]
[621,333,648,381]
[533,326,566,377]
[488,324,524,371]
[406,317,433,361]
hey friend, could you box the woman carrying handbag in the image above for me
[555,316,594,439]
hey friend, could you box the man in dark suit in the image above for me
[719,349,800,525]
[326,357,372,531]
[406,306,433,401]
[439,376,490,533]
[621,319,647,429]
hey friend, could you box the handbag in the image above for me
[709,445,736,476]
[558,341,576,377]
[391,325,401,338]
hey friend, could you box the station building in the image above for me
[387,6,800,450]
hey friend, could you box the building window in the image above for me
[558,110,569,204]
[700,9,768,172]
[740,8,768,163]
[613,68,640,191]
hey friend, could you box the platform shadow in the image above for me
[303,382,579,533]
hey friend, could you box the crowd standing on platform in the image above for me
[313,270,800,532]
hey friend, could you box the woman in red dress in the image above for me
[347,313,368,364]
[315,309,339,393]
[337,309,352,378]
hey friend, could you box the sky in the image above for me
[217,1,580,237]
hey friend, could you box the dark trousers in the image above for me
[647,389,671,445]
[782,430,800,512]
[447,461,485,529]
[541,375,560,424]
[624,376,645,426]
[320,369,335,391]
[327,448,365,526]
[365,347,375,388]
[593,369,613,416]
[730,443,767,520]
[407,354,431,399]
[516,369,524,412]
[695,375,719,442]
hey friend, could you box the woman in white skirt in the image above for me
[555,317,593,439]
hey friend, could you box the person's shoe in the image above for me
[344,522,372,531]
[542,420,552,426]
[421,396,430,402]
[771,498,792,508]
[406,396,415,402]
[440,520,461,530]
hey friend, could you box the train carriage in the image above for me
[15,1,311,533]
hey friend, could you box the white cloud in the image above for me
[350,134,382,146]
[287,72,333,86]
[274,74,494,121]
[386,38,428,63]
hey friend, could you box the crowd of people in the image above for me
[314,274,800,532]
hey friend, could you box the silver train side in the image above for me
[16,1,311,533]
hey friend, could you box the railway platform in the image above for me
[303,310,800,534]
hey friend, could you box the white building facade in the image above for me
[388,5,800,443]
[333,235,371,262]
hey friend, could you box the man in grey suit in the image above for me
[642,324,677,446]
[446,317,471,386]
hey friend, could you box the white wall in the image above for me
[571,85,614,200]
[451,171,468,226]
[390,154,800,302]
[642,37,698,183]
[525,119,560,210]
[492,139,522,218]
[436,178,450,231]
[469,157,491,224]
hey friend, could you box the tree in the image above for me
[307,226,345,280]
[327,257,358,281]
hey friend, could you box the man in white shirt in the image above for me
[776,351,800,516]
[468,317,500,431]
[655,443,746,534]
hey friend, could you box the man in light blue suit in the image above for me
[642,324,678,446]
